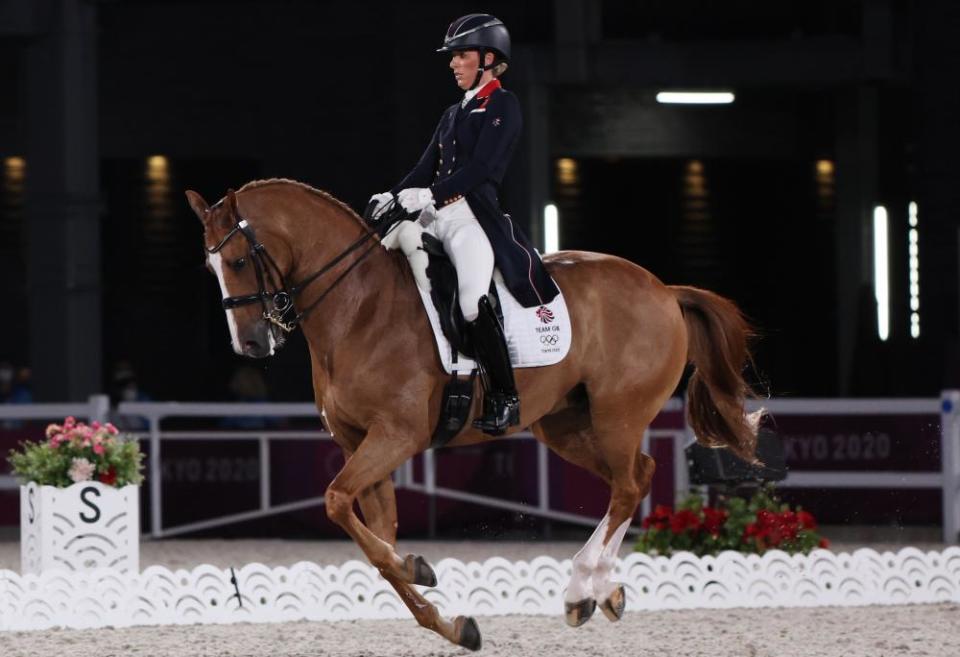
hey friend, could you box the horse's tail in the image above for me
[670,285,763,463]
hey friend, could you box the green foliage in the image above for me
[635,484,828,557]
[7,417,144,488]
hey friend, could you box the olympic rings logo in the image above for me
[540,334,559,345]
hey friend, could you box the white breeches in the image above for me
[382,198,494,321]
[428,198,494,322]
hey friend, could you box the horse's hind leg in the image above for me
[531,407,611,627]
[593,448,655,621]
[561,461,644,626]
[533,397,657,627]
[586,389,661,623]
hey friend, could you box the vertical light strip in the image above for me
[908,201,920,338]
[873,205,889,341]
[544,204,559,254]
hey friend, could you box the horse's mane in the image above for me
[238,177,413,282]
[238,178,369,229]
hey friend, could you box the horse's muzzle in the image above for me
[240,323,273,358]
[242,339,271,358]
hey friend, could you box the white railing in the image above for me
[0,395,110,492]
[1,394,957,543]
[738,394,959,543]
[114,399,686,539]
[116,402,328,538]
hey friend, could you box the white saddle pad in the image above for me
[415,272,572,375]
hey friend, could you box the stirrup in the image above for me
[472,392,520,435]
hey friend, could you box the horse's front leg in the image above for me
[357,477,399,546]
[344,450,436,586]
[327,433,482,651]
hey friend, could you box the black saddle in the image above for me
[421,233,503,361]
[363,199,502,448]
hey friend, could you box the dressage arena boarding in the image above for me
[0,397,958,656]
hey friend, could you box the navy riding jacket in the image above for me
[391,79,559,308]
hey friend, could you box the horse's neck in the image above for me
[289,196,419,362]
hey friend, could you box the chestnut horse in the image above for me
[186,179,759,651]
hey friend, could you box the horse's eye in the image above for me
[231,257,246,271]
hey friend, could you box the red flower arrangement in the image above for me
[636,486,829,556]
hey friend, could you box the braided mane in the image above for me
[238,178,368,229]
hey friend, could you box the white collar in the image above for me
[461,85,481,108]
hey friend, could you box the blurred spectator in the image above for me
[1,362,32,429]
[9,367,33,404]
[110,360,152,405]
[0,361,12,402]
[110,360,152,430]
[221,365,272,429]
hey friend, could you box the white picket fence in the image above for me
[1,547,958,631]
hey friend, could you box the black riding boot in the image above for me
[468,295,520,435]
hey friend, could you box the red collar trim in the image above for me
[476,79,502,100]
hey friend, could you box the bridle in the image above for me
[205,194,408,334]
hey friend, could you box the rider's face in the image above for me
[450,50,481,90]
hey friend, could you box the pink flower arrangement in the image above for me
[8,416,143,488]
[47,416,120,450]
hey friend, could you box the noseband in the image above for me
[205,197,407,334]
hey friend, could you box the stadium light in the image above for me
[544,204,559,254]
[873,206,889,341]
[908,202,920,338]
[656,91,735,105]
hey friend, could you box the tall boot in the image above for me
[467,295,520,435]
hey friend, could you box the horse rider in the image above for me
[369,13,559,435]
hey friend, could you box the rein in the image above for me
[206,196,409,334]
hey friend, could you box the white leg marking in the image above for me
[208,252,243,354]
[592,518,631,601]
[565,514,610,603]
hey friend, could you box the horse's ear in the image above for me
[226,188,238,217]
[185,190,209,222]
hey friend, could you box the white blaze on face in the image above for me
[207,251,243,354]
[265,323,276,355]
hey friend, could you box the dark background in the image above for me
[1,0,958,404]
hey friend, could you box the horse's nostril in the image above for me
[244,340,260,353]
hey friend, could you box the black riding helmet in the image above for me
[437,14,511,89]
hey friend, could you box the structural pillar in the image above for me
[23,0,102,400]
[834,85,879,394]
[915,0,960,389]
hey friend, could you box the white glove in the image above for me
[397,187,435,213]
[367,191,393,221]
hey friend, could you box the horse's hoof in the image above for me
[599,584,626,622]
[564,598,596,627]
[455,615,482,651]
[405,554,437,587]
